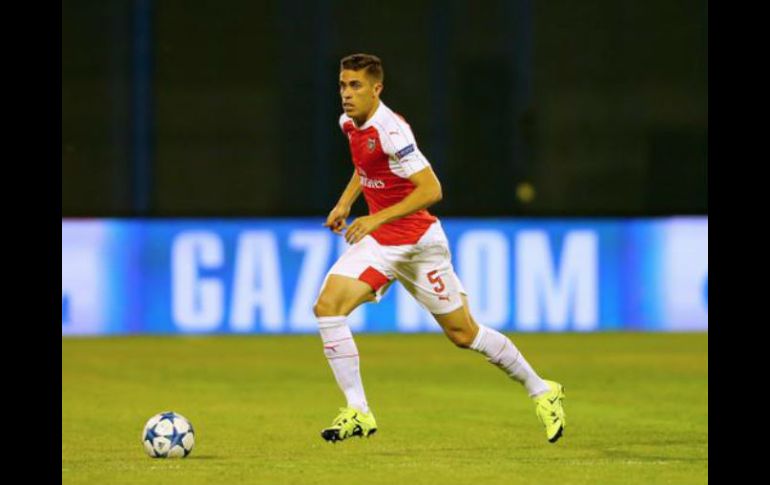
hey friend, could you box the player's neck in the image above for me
[353,99,380,128]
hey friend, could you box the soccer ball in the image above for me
[141,411,195,458]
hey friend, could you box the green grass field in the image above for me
[62,332,707,485]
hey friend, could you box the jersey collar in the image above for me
[355,100,386,131]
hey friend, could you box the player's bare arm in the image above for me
[324,169,362,235]
[344,166,442,244]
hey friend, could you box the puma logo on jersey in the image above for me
[438,295,450,301]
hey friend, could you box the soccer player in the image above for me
[314,53,566,443]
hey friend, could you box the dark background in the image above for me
[62,0,707,217]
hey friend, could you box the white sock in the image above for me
[317,316,370,413]
[470,325,550,397]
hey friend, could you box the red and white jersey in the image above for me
[339,101,437,245]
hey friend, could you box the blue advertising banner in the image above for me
[61,218,708,335]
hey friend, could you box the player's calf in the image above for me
[443,325,477,348]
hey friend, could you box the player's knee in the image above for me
[313,295,341,318]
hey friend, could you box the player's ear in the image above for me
[373,82,383,97]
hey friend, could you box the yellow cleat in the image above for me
[321,407,378,443]
[533,380,566,443]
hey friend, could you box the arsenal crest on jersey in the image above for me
[367,138,376,152]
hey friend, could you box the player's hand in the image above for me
[345,215,385,245]
[323,205,350,235]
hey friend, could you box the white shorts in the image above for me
[323,220,466,315]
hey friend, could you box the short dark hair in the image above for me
[340,53,384,82]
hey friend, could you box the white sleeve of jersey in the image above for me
[376,114,431,178]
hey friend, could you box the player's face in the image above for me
[339,69,382,121]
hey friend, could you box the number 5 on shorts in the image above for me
[427,270,445,293]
